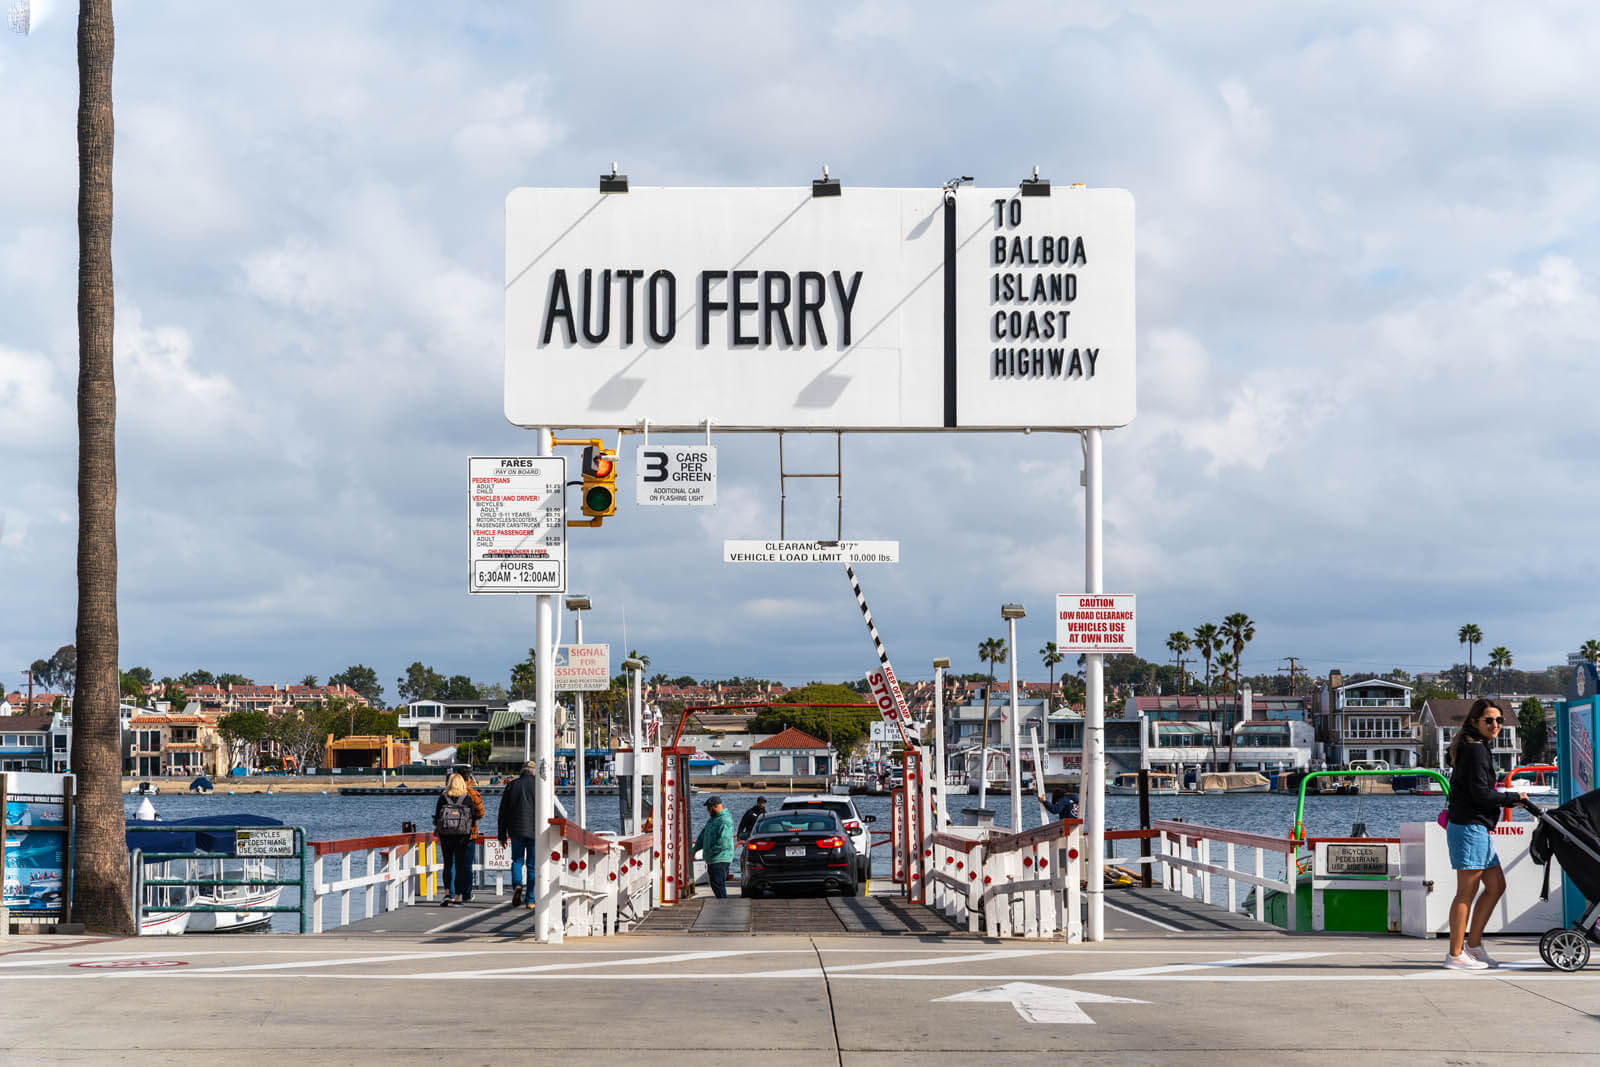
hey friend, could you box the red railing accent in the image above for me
[985,819,1079,854]
[1105,828,1159,841]
[1304,836,1400,846]
[616,832,654,856]
[310,831,433,856]
[930,832,986,853]
[548,817,617,852]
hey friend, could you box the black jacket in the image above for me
[498,769,541,839]
[736,804,767,839]
[1447,737,1519,828]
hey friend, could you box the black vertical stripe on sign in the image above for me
[943,196,957,427]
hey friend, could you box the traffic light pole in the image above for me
[1083,428,1106,941]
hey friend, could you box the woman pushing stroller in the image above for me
[1443,699,1526,970]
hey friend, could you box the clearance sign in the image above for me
[1056,593,1136,654]
[505,186,1134,432]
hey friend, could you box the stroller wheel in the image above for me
[1544,929,1591,972]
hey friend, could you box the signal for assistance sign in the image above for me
[1055,593,1136,654]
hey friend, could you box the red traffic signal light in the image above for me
[580,445,617,518]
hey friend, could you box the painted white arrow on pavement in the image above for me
[932,982,1147,1024]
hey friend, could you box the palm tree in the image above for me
[1582,638,1600,665]
[1458,624,1483,695]
[1218,614,1255,770]
[70,0,132,934]
[1166,631,1191,694]
[1213,651,1237,769]
[628,649,650,671]
[978,636,1007,781]
[1193,623,1220,695]
[1039,641,1063,713]
[1488,646,1512,698]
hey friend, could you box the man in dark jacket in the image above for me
[498,761,541,908]
[736,797,767,841]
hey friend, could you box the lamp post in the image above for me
[932,657,951,829]
[566,596,592,827]
[622,656,644,835]
[1001,604,1027,830]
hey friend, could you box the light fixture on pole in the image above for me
[566,595,592,828]
[1001,604,1027,830]
[932,657,951,829]
[622,656,645,835]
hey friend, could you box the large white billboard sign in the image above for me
[505,186,1133,432]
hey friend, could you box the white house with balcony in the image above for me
[399,699,506,746]
[1320,677,1419,768]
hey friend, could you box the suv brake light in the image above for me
[843,821,862,833]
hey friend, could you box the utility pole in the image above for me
[27,666,36,710]
[1281,657,1303,696]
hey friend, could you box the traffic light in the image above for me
[580,444,618,519]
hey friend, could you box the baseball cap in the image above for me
[703,795,722,808]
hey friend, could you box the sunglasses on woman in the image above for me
[1479,716,1502,724]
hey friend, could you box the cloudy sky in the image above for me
[3,2,1597,702]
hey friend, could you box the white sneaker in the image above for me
[1444,952,1489,971]
[1465,944,1500,968]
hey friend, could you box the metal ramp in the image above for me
[1101,885,1287,936]
[631,892,965,936]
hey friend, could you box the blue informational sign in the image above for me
[2,784,67,915]
[1556,669,1600,927]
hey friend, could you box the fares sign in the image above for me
[468,457,566,594]
[505,186,1134,431]
[1055,593,1137,654]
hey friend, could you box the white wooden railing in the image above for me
[1151,820,1298,929]
[927,820,1082,940]
[307,824,660,935]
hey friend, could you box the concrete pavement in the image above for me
[2,929,1597,1063]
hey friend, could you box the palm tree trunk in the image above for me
[71,0,132,935]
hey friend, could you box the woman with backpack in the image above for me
[434,771,485,906]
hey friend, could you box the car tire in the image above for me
[858,857,870,884]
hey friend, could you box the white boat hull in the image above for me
[139,910,191,936]
[187,887,284,932]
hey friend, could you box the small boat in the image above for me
[1506,766,1559,798]
[1198,772,1270,794]
[132,781,159,796]
[1108,771,1180,796]
[941,775,971,797]
[128,809,290,935]
[189,775,214,794]
[1412,776,1445,795]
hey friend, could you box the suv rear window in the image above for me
[780,800,854,821]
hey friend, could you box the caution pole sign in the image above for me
[1055,593,1137,654]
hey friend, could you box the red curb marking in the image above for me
[71,959,189,969]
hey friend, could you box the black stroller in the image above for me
[1525,792,1600,971]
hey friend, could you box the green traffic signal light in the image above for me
[579,444,618,519]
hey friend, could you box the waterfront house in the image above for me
[0,714,52,772]
[128,711,226,777]
[749,727,836,778]
[399,698,507,746]
[1121,692,1314,773]
[1418,697,1520,772]
[1318,677,1419,768]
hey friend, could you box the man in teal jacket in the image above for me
[693,796,735,898]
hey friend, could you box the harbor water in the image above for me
[126,789,1468,933]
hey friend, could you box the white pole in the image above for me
[533,427,561,943]
[1008,616,1023,830]
[573,612,587,828]
[1084,428,1106,941]
[630,665,643,838]
[933,665,947,829]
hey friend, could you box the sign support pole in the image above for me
[1084,429,1106,941]
[574,613,587,829]
[534,426,562,943]
[933,664,947,829]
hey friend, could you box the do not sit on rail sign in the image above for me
[1055,593,1136,654]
